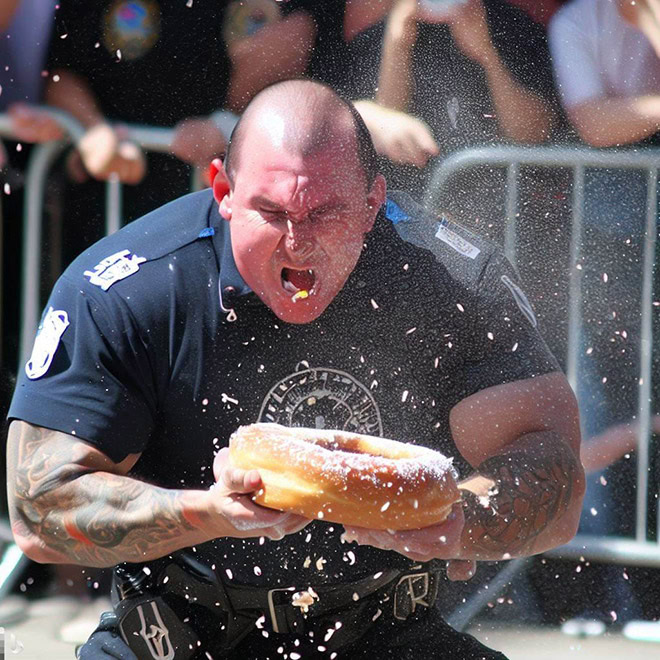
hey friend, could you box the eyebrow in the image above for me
[251,195,285,211]
[250,195,348,214]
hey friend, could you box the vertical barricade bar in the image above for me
[105,175,123,236]
[19,141,66,369]
[637,167,657,542]
[565,165,585,393]
[504,163,519,267]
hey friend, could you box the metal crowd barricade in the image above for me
[426,145,659,629]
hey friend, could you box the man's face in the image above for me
[217,129,385,324]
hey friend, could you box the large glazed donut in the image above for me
[228,423,462,530]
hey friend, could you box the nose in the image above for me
[284,218,316,258]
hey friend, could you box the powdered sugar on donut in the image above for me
[228,423,462,530]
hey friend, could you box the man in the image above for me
[7,80,584,659]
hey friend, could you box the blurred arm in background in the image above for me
[378,0,553,146]
[0,0,21,30]
[170,8,317,169]
[580,415,660,474]
[45,69,146,185]
[549,0,660,147]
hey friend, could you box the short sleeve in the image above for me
[548,7,604,109]
[8,273,157,463]
[464,252,561,394]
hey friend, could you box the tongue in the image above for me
[283,268,314,291]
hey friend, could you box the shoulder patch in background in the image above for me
[501,275,537,328]
[25,307,70,380]
[435,218,480,259]
[84,249,147,291]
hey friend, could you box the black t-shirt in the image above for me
[10,189,559,586]
[48,0,233,125]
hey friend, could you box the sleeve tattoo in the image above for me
[10,423,205,567]
[462,432,580,557]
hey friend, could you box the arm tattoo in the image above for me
[9,423,209,567]
[463,431,580,558]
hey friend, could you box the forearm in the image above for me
[12,470,214,568]
[0,0,21,30]
[568,96,660,147]
[376,5,416,111]
[45,69,106,129]
[458,430,584,560]
[482,54,553,143]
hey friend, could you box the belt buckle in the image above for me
[267,587,297,633]
[393,571,433,621]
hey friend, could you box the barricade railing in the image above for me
[425,144,659,563]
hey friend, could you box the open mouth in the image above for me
[281,267,316,301]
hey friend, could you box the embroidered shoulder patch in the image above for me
[25,307,70,380]
[84,249,147,291]
[435,218,480,259]
[501,275,537,328]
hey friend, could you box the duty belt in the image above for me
[113,554,441,658]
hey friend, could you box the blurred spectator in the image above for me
[367,0,558,226]
[549,0,660,627]
[43,0,314,264]
[230,0,431,175]
[1,0,59,415]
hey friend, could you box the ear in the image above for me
[364,173,387,232]
[211,158,232,220]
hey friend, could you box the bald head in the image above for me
[224,80,379,188]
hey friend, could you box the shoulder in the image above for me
[383,190,500,293]
[63,189,220,305]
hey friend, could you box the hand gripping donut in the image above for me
[228,423,462,530]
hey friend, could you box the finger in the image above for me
[221,464,262,494]
[447,559,476,582]
[414,127,440,156]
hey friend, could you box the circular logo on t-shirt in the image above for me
[259,364,383,436]
[103,0,160,61]
[223,0,281,49]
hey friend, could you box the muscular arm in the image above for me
[567,96,660,147]
[7,421,217,567]
[451,371,585,559]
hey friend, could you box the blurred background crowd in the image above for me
[0,0,659,651]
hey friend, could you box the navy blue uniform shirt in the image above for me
[9,189,558,584]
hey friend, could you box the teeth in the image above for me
[282,278,299,293]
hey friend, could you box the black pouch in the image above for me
[113,555,257,657]
[116,593,199,660]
